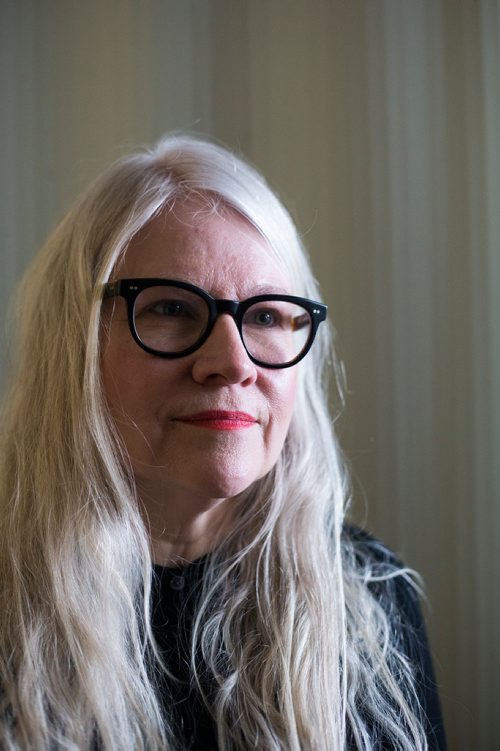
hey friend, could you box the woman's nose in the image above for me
[191,314,258,386]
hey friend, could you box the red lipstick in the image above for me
[177,410,257,431]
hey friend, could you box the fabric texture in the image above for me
[150,527,447,750]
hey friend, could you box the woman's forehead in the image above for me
[114,196,292,296]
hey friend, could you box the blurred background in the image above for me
[1,1,499,748]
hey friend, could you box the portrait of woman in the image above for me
[0,135,445,749]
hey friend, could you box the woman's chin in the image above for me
[134,464,257,508]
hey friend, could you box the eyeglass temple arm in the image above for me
[103,281,122,299]
[291,313,312,331]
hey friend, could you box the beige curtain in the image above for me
[2,2,499,747]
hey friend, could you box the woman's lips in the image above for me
[176,410,257,431]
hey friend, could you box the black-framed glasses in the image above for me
[103,278,327,369]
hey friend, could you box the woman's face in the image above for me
[101,196,298,508]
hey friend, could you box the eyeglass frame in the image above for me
[103,278,327,369]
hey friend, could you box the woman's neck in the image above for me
[136,478,236,566]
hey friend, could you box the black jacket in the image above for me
[151,527,446,749]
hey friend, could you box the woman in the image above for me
[0,135,445,749]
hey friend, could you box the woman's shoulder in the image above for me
[342,523,418,604]
[342,524,447,750]
[342,523,403,566]
[342,523,424,646]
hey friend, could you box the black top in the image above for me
[151,528,446,749]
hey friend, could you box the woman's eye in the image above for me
[150,300,185,316]
[252,309,279,326]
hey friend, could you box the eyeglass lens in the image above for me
[133,285,313,365]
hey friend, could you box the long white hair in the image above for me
[0,134,428,749]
